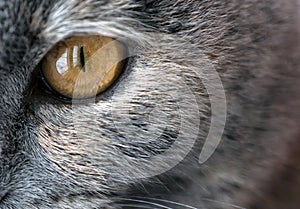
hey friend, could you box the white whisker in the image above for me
[112,197,172,209]
[112,196,246,209]
[114,203,160,208]
[130,196,198,209]
[201,198,246,209]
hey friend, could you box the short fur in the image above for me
[0,0,300,208]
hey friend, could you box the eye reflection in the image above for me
[72,45,79,68]
[56,50,68,75]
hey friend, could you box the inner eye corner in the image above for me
[37,35,130,101]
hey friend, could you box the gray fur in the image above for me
[0,0,300,208]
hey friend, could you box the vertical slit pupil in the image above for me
[80,46,86,72]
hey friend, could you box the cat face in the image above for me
[1,0,300,208]
[0,1,210,207]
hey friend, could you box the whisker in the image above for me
[114,203,159,209]
[111,197,172,209]
[112,196,246,209]
[129,196,197,209]
[201,198,246,209]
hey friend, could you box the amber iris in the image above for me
[42,36,127,99]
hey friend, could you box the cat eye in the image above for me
[41,36,127,99]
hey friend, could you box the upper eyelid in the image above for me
[13,1,154,68]
[25,33,138,73]
[36,1,151,47]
